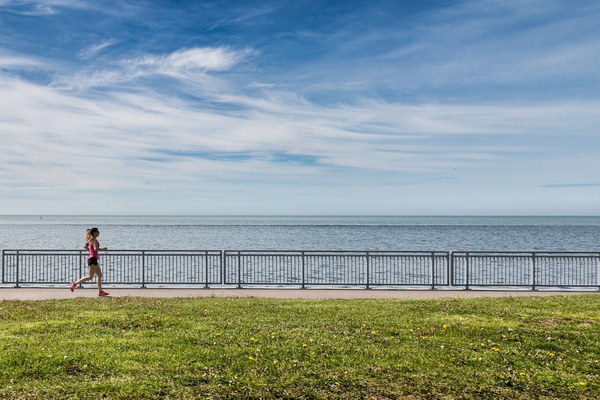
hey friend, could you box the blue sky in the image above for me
[1,0,599,215]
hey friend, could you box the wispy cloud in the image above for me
[541,183,600,188]
[78,39,119,59]
[55,47,251,90]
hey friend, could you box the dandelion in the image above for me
[248,356,255,360]
[492,347,500,352]
[443,325,448,329]
[273,360,279,364]
[251,338,259,342]
[578,382,586,386]
[302,344,308,347]
[370,331,377,335]
[469,343,475,346]
[520,372,526,376]
[334,382,340,386]
[547,352,555,357]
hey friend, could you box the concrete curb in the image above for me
[0,287,598,300]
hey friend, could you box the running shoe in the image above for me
[70,282,76,292]
[98,291,110,297]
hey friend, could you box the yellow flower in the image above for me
[248,356,255,360]
[520,372,526,376]
[334,382,340,386]
[578,382,586,386]
[442,325,448,329]
[492,347,500,351]
[273,360,279,364]
[302,344,308,347]
[370,331,377,335]
[547,352,555,356]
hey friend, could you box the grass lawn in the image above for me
[0,294,598,399]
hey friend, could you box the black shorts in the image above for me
[88,257,98,266]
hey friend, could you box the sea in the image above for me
[1,215,599,252]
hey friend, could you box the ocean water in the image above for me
[1,215,600,252]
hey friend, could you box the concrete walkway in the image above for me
[0,287,598,300]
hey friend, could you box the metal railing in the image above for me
[2,249,599,290]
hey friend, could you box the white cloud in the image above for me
[78,39,119,59]
[131,47,250,75]
[55,47,250,90]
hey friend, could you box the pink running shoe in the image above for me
[98,291,110,297]
[70,282,76,292]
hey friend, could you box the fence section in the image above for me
[2,249,599,290]
[451,252,600,289]
[1,250,222,287]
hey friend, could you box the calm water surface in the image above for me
[1,215,599,251]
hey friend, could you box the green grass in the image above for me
[0,295,598,399]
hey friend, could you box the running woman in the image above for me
[70,227,109,296]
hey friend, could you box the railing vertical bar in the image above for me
[141,251,146,288]
[597,252,600,291]
[237,251,242,289]
[301,251,306,289]
[366,251,370,289]
[430,252,435,290]
[465,252,470,290]
[15,250,20,288]
[449,252,453,286]
[532,252,537,291]
[204,251,209,288]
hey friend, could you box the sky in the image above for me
[0,0,599,215]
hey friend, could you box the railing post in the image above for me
[531,252,537,291]
[1,249,4,284]
[301,251,306,289]
[366,252,371,290]
[465,252,470,290]
[204,251,209,289]
[141,251,146,288]
[598,252,600,292]
[449,251,454,287]
[219,250,227,285]
[15,250,20,288]
[237,251,242,289]
[79,251,83,286]
[430,252,436,290]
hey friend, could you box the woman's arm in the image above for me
[93,240,108,251]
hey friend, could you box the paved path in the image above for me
[0,287,598,300]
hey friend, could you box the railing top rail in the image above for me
[3,249,599,255]
[223,250,451,254]
[2,249,223,253]
[453,251,600,255]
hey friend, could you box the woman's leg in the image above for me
[94,265,103,292]
[74,266,95,286]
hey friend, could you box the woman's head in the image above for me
[85,227,100,241]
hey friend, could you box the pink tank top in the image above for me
[87,241,99,259]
